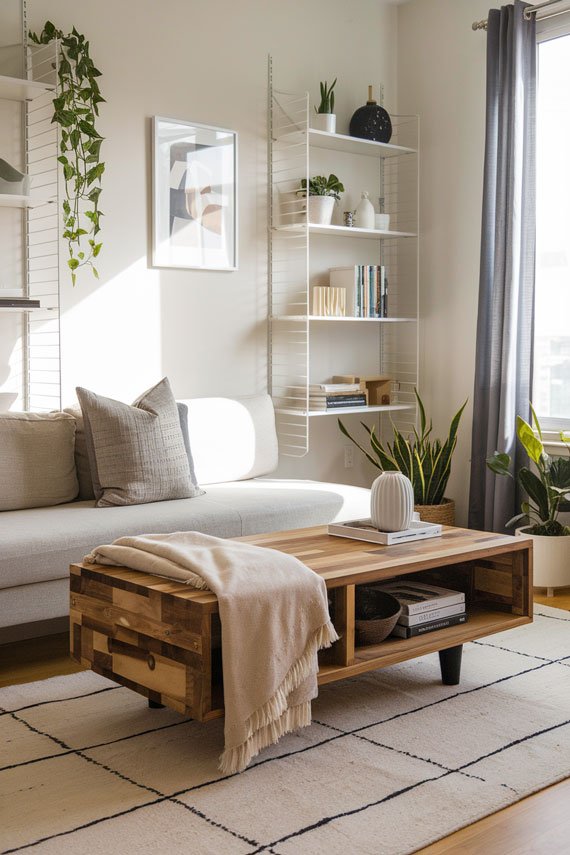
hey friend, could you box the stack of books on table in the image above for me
[309,382,368,411]
[373,580,466,638]
[329,265,388,318]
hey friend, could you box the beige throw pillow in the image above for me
[77,378,200,507]
[0,412,78,511]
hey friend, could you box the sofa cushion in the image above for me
[77,378,200,507]
[64,401,204,502]
[180,394,279,485]
[0,412,78,511]
[0,479,370,590]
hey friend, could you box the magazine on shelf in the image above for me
[374,580,465,615]
[328,518,442,545]
[391,613,467,639]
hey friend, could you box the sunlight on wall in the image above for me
[59,257,162,406]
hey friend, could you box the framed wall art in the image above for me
[152,117,238,270]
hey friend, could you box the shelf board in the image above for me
[309,129,416,158]
[275,403,413,418]
[318,607,532,685]
[271,315,416,323]
[0,75,55,102]
[0,194,56,209]
[273,224,417,240]
[0,305,47,313]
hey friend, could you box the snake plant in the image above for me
[316,79,336,114]
[339,389,467,506]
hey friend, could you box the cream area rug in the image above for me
[1,605,569,855]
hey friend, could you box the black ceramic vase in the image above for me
[349,85,392,144]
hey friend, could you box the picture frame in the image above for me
[152,117,238,270]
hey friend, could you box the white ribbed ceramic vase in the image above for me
[370,472,414,532]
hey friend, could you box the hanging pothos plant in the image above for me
[29,22,105,285]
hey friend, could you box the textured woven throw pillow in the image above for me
[0,412,78,511]
[76,378,201,507]
[65,401,203,502]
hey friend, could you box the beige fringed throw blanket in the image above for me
[84,531,338,774]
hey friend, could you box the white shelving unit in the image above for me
[268,59,419,456]
[0,3,61,411]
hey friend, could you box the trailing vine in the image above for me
[29,22,105,285]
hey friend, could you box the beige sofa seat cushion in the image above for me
[77,378,201,507]
[0,412,78,511]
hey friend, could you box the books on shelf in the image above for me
[329,265,388,318]
[309,382,368,411]
[390,613,467,639]
[371,580,466,639]
[376,580,465,614]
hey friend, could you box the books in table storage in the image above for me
[327,518,442,545]
[390,613,467,639]
[374,580,465,615]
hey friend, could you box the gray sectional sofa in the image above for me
[0,394,371,641]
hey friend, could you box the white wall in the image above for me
[397,0,499,524]
[25,0,398,487]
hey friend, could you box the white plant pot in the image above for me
[370,471,415,532]
[308,195,335,225]
[516,527,570,591]
[312,113,336,133]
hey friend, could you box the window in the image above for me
[534,21,570,430]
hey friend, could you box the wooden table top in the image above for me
[72,525,532,604]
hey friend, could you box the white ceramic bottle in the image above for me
[370,471,414,532]
[355,191,375,229]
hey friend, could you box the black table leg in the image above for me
[439,644,463,685]
[148,699,165,709]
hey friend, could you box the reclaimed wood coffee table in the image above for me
[70,526,532,720]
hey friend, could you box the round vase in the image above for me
[308,195,335,225]
[312,113,336,133]
[355,191,375,229]
[349,90,392,143]
[371,472,414,532]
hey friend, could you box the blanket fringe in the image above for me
[219,619,339,775]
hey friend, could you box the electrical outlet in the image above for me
[344,446,354,468]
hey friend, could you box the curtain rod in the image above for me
[472,0,568,31]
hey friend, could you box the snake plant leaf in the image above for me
[338,419,381,469]
[415,388,426,435]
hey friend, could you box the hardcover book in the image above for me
[391,613,467,638]
[374,580,465,615]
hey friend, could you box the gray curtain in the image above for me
[468,0,536,532]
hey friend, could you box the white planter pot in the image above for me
[312,113,336,133]
[308,195,335,225]
[516,527,570,592]
[370,472,414,532]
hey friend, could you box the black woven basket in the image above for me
[354,587,401,645]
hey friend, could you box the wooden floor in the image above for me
[1,587,568,853]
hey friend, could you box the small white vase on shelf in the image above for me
[355,191,375,229]
[312,113,336,133]
[370,471,414,532]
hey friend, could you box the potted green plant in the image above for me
[312,79,337,134]
[486,407,570,594]
[339,389,467,525]
[297,174,344,225]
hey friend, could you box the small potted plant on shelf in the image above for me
[312,79,337,133]
[297,174,344,226]
[339,388,467,525]
[486,407,570,594]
